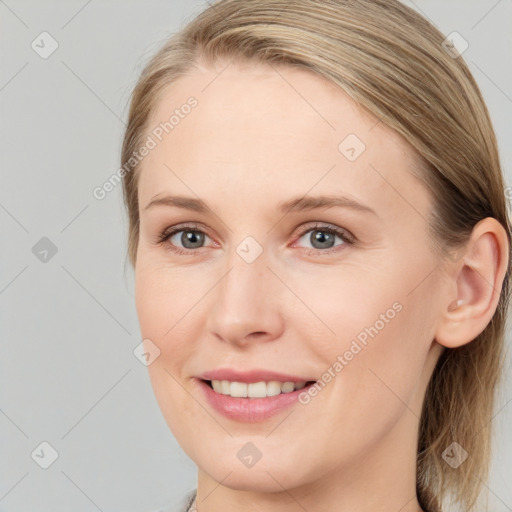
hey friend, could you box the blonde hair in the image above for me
[121,1,512,510]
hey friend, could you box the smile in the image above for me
[207,379,314,398]
[196,378,318,422]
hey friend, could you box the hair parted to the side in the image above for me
[120,1,512,510]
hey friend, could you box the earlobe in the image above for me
[434,217,509,349]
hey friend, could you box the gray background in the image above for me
[0,1,511,511]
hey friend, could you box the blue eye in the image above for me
[170,230,207,250]
[156,224,212,255]
[293,223,354,255]
[156,222,354,256]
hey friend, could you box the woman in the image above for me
[120,1,511,511]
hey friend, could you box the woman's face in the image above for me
[134,60,446,497]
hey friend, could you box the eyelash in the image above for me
[155,222,355,256]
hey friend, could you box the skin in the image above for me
[134,58,509,512]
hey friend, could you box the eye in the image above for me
[155,221,354,256]
[155,223,213,255]
[293,222,354,255]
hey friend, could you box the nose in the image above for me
[206,250,285,347]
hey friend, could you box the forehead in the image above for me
[147,61,388,153]
[139,61,430,221]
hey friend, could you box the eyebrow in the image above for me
[143,194,377,216]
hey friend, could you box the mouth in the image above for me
[196,377,318,422]
[201,378,317,398]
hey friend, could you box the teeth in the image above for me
[210,380,308,398]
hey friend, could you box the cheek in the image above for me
[134,261,196,400]
[305,263,435,414]
[135,271,200,442]
[134,255,202,339]
[354,302,428,387]
[335,294,435,436]
[284,265,402,360]
[144,361,199,454]
[301,300,432,470]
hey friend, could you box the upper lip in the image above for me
[198,369,317,384]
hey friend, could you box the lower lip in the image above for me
[195,378,316,422]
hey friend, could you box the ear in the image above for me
[434,217,510,349]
